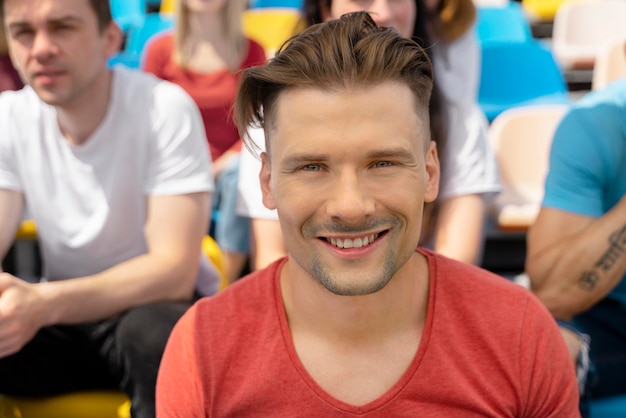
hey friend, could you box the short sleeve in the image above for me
[0,92,23,192]
[145,82,214,195]
[439,99,501,200]
[543,104,615,217]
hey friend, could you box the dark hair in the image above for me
[235,11,433,157]
[0,0,113,32]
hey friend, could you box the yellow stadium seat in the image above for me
[14,219,37,240]
[202,235,228,291]
[160,0,175,14]
[0,391,130,418]
[522,0,567,22]
[242,8,304,57]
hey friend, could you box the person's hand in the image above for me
[0,273,46,358]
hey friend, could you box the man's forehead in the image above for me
[270,82,425,134]
[4,0,89,23]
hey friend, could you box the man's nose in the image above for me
[31,31,58,61]
[325,172,376,222]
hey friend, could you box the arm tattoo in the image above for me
[578,224,626,291]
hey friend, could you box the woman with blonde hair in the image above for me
[144,0,266,283]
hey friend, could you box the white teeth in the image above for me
[328,234,378,249]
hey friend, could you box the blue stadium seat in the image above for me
[475,2,533,46]
[110,0,146,33]
[109,13,174,69]
[590,395,626,418]
[478,41,570,122]
[249,0,303,8]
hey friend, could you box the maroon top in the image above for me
[0,55,23,92]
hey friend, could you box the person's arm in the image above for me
[251,218,287,270]
[0,191,209,358]
[433,194,485,265]
[0,189,24,270]
[526,195,626,320]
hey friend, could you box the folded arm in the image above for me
[0,191,209,357]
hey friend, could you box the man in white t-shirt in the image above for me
[0,0,214,416]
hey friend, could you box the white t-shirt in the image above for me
[236,99,500,220]
[0,66,218,294]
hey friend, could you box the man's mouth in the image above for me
[325,232,382,249]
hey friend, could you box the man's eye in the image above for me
[12,29,34,38]
[302,164,322,171]
[53,25,74,32]
[373,161,393,168]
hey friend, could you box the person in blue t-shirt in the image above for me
[527,79,626,407]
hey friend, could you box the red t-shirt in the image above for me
[143,35,266,161]
[157,249,579,417]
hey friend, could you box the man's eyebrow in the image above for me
[281,153,328,166]
[8,15,85,30]
[365,148,416,161]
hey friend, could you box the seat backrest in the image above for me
[126,13,175,55]
[473,0,510,7]
[552,0,626,69]
[242,8,303,57]
[489,104,568,205]
[250,0,303,8]
[479,41,568,105]
[475,2,533,45]
[110,0,146,31]
[592,36,626,90]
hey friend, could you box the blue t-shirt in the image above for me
[543,79,626,303]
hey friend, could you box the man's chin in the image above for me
[313,269,393,297]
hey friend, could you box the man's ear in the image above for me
[260,152,277,210]
[424,140,440,203]
[103,20,123,59]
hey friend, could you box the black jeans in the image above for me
[0,300,194,418]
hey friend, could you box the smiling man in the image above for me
[157,12,579,417]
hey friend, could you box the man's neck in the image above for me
[56,68,113,146]
[280,253,430,405]
[280,252,430,342]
